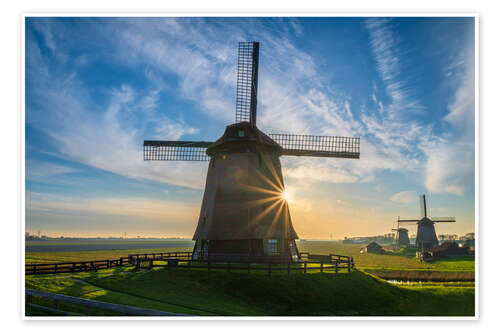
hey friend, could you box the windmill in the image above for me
[398,194,455,250]
[143,42,360,263]
[392,227,409,246]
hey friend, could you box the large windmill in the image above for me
[398,194,456,250]
[143,42,360,263]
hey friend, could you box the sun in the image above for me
[281,190,292,202]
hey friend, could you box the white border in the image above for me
[20,12,479,321]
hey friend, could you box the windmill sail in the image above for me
[143,140,213,161]
[269,134,360,159]
[430,217,456,222]
[398,219,420,223]
[420,194,427,217]
[235,42,259,125]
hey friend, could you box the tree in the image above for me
[465,232,475,240]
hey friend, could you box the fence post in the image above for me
[119,258,123,266]
[287,263,290,275]
[148,259,153,270]
[54,264,58,274]
[303,262,307,274]
[33,265,36,275]
[72,263,76,272]
[107,260,110,269]
[135,259,141,270]
[348,258,351,273]
[268,263,272,277]
[320,262,323,273]
[335,261,338,273]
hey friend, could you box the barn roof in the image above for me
[366,241,383,249]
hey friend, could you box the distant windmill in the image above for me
[392,227,409,246]
[398,194,455,250]
[143,42,360,263]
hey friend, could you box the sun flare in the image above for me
[281,190,292,202]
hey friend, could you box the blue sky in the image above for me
[25,17,475,239]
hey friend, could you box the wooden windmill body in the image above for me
[398,195,455,250]
[144,42,360,263]
[392,227,409,246]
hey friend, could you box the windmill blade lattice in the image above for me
[143,140,213,161]
[430,217,456,223]
[235,42,259,125]
[269,134,360,159]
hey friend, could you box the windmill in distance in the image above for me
[143,42,360,263]
[398,194,456,250]
[392,227,409,246]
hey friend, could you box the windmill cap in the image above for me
[206,122,281,156]
[418,217,435,225]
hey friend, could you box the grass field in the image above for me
[25,267,475,316]
[26,239,194,253]
[25,240,475,282]
[297,241,475,271]
[25,247,193,264]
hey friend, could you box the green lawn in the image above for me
[25,267,475,316]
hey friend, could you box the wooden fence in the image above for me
[25,289,185,316]
[25,257,131,275]
[129,252,355,276]
[26,251,354,276]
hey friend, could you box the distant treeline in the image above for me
[25,234,190,241]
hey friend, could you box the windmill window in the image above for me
[238,130,245,137]
[264,239,280,256]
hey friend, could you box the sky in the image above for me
[25,17,475,239]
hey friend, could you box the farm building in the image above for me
[360,242,384,254]
[417,241,475,261]
[464,238,475,249]
[429,241,473,258]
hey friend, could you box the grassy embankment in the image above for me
[25,267,475,316]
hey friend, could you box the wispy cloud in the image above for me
[27,161,77,179]
[365,18,424,118]
[389,190,416,204]
[423,27,475,196]
[26,35,207,189]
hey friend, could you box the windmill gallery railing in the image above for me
[26,251,355,276]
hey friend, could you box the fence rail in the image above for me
[25,289,185,316]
